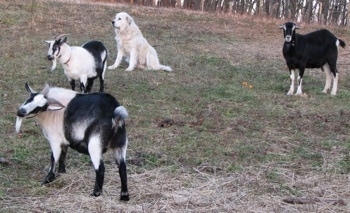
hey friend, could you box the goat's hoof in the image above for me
[120,192,130,201]
[91,191,101,197]
[125,68,133,72]
[42,175,55,185]
[108,66,115,70]
[58,168,66,174]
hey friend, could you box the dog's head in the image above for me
[111,12,134,31]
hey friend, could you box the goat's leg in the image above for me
[80,75,88,93]
[58,145,68,173]
[79,83,85,93]
[296,68,304,95]
[287,69,295,95]
[99,61,107,92]
[42,143,62,184]
[98,72,104,93]
[91,160,105,197]
[327,61,339,95]
[113,145,130,201]
[99,78,104,93]
[331,72,338,96]
[117,158,129,201]
[85,78,94,93]
[322,64,332,93]
[69,79,76,91]
[88,136,104,196]
[42,153,56,184]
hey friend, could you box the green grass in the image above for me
[1,0,350,211]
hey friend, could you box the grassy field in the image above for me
[1,0,350,212]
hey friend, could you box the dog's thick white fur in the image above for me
[108,12,172,72]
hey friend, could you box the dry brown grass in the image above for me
[2,163,350,212]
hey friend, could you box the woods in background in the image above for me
[105,0,349,26]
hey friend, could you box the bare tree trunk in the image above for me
[347,1,350,26]
[260,0,264,15]
[200,0,204,11]
[176,0,182,7]
[135,0,347,26]
[265,0,270,16]
[241,0,245,14]
[248,0,256,15]
[341,0,347,25]
[305,0,313,23]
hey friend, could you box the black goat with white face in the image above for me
[16,83,129,201]
[279,22,345,95]
[46,34,108,93]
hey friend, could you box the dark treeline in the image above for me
[104,0,349,26]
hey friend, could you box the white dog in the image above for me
[108,12,172,72]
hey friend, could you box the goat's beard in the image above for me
[285,42,293,50]
[15,116,23,133]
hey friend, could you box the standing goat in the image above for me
[16,83,130,201]
[279,22,345,95]
[46,34,108,93]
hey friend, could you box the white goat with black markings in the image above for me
[279,22,345,95]
[16,83,130,201]
[46,34,108,93]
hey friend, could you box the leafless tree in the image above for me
[120,0,349,26]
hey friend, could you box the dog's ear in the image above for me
[126,15,133,25]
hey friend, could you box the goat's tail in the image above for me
[114,106,128,121]
[338,39,346,48]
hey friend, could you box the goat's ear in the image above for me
[295,25,300,29]
[59,37,67,44]
[40,83,50,96]
[47,98,65,111]
[25,83,36,94]
[44,40,51,44]
[278,25,284,29]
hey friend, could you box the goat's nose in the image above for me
[47,55,53,60]
[285,35,292,42]
[111,21,115,25]
[17,108,26,117]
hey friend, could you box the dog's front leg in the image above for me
[125,49,137,71]
[108,49,124,70]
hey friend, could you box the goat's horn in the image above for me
[25,83,36,94]
[54,34,70,40]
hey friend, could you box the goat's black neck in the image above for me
[284,41,295,52]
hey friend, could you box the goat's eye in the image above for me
[118,18,121,20]
[53,45,58,51]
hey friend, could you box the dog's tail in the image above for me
[159,65,172,72]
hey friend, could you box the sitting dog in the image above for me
[108,12,172,72]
